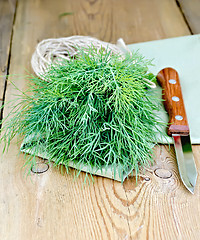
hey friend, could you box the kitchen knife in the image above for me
[157,67,197,194]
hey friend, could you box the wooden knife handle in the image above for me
[157,67,189,136]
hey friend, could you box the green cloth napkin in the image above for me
[128,34,200,144]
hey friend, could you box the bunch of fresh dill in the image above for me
[0,46,167,180]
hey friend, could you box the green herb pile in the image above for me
[0,46,167,180]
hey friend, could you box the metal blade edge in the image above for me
[172,134,197,194]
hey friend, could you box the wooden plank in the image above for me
[70,0,190,43]
[0,0,16,111]
[124,145,200,239]
[0,0,198,239]
[177,0,200,34]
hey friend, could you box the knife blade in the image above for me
[157,67,197,194]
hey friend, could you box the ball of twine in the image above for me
[31,36,124,78]
[31,35,155,88]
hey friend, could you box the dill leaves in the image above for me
[0,46,167,181]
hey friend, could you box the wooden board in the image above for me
[0,0,16,113]
[1,0,200,239]
[177,0,200,34]
[70,0,190,43]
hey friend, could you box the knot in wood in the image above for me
[31,162,49,174]
[154,168,172,179]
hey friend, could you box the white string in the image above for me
[31,35,156,88]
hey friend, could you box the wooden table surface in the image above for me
[1,0,200,239]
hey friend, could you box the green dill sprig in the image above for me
[0,46,167,180]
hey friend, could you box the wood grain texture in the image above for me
[69,0,190,43]
[0,0,16,110]
[157,68,189,136]
[177,0,200,34]
[1,0,200,240]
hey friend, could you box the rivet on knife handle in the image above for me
[157,67,189,136]
[157,67,197,194]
